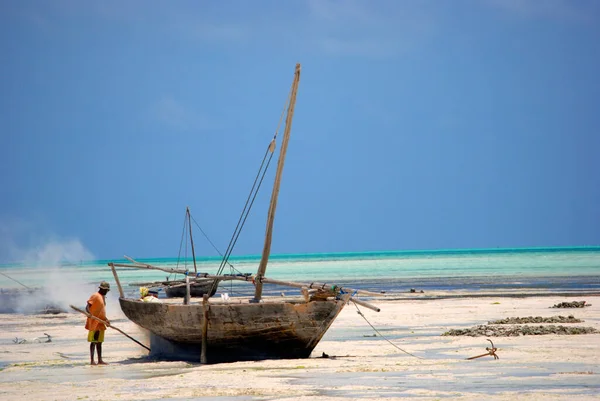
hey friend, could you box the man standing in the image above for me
[86,281,110,365]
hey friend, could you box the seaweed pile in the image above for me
[551,301,591,308]
[488,315,582,324]
[443,324,598,337]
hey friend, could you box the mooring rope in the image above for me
[351,300,424,360]
[0,272,30,289]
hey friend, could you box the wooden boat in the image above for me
[164,279,216,298]
[108,63,380,364]
[119,294,348,362]
[124,207,223,299]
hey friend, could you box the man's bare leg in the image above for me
[97,342,107,365]
[90,342,97,365]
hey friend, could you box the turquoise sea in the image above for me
[1,246,600,297]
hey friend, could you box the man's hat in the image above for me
[99,281,111,290]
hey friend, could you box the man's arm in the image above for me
[86,295,94,314]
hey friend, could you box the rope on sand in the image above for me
[351,299,424,360]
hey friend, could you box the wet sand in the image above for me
[0,295,599,400]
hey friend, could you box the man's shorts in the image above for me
[87,330,105,343]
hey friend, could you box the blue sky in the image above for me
[1,0,599,262]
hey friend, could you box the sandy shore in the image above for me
[1,294,599,400]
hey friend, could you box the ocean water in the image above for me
[1,246,599,297]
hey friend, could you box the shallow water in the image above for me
[0,359,194,383]
[2,247,600,293]
[285,362,600,398]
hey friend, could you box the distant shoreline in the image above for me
[378,290,600,301]
[2,245,599,267]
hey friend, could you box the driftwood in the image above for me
[13,333,52,344]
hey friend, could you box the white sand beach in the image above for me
[1,295,599,400]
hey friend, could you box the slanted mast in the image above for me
[253,63,301,302]
[186,207,198,274]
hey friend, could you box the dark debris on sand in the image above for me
[551,301,591,308]
[488,315,582,324]
[442,324,598,337]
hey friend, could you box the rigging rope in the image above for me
[189,214,243,275]
[0,272,31,289]
[209,81,295,296]
[351,300,423,360]
[208,145,275,295]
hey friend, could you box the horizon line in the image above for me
[2,245,599,267]
[90,244,600,264]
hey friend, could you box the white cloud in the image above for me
[319,37,397,58]
[16,1,438,59]
[306,0,375,23]
[484,0,595,22]
[176,20,249,44]
[304,0,436,58]
[153,96,218,132]
[155,96,190,131]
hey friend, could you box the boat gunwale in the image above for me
[119,295,341,307]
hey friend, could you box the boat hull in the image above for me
[163,280,218,298]
[119,297,347,363]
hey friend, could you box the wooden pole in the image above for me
[111,263,252,281]
[253,63,301,302]
[69,305,150,352]
[184,276,190,305]
[122,256,190,274]
[261,277,385,297]
[114,260,187,275]
[350,297,381,312]
[201,294,209,364]
[109,263,125,299]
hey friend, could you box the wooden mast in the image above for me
[187,206,198,274]
[253,63,301,302]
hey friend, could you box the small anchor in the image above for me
[467,339,499,360]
